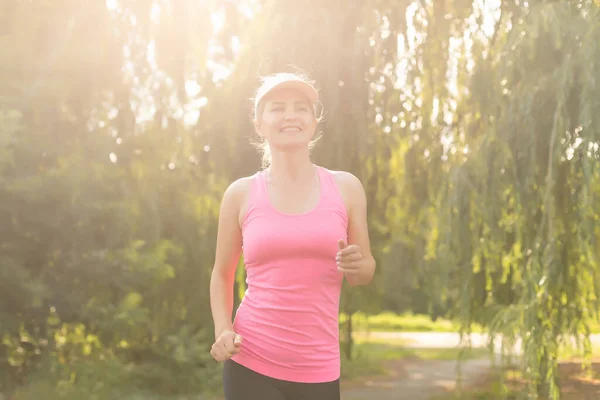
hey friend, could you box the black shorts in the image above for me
[222,359,340,400]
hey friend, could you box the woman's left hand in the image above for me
[336,240,375,283]
[333,171,376,286]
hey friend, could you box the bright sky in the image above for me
[100,0,597,164]
[104,0,501,134]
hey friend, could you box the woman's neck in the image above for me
[268,149,315,182]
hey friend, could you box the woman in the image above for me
[209,71,376,400]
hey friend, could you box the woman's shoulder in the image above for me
[320,167,363,191]
[317,166,366,204]
[222,172,260,205]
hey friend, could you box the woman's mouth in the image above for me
[280,126,302,133]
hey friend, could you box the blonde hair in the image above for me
[251,72,325,169]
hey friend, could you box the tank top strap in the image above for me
[241,170,264,231]
[316,167,348,225]
[249,169,268,203]
[317,166,341,197]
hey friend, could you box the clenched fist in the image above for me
[210,329,243,362]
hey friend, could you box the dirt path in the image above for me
[341,357,492,400]
[340,331,510,400]
[341,332,600,399]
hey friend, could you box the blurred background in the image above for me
[1,1,599,399]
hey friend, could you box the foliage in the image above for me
[340,311,471,332]
[1,0,599,398]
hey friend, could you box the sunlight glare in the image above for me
[108,108,118,120]
[232,36,242,56]
[184,110,200,126]
[151,3,161,24]
[211,10,225,35]
[185,80,201,97]
[479,0,502,39]
[239,2,255,18]
[206,60,231,82]
[147,41,157,69]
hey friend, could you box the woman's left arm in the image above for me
[335,172,376,287]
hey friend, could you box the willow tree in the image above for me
[405,1,600,398]
[351,0,600,397]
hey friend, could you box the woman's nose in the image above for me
[284,110,298,120]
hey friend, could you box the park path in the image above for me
[341,357,491,400]
[342,332,499,399]
[341,332,600,399]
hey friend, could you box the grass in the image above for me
[338,311,483,384]
[339,311,484,333]
[352,334,489,361]
[341,333,490,383]
[340,311,600,334]
[350,341,489,363]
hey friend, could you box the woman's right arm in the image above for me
[209,179,247,362]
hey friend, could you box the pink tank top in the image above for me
[230,166,348,383]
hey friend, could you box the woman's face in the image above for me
[255,88,317,152]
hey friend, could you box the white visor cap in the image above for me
[254,73,319,118]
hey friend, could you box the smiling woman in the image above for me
[209,71,376,400]
[251,72,324,169]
